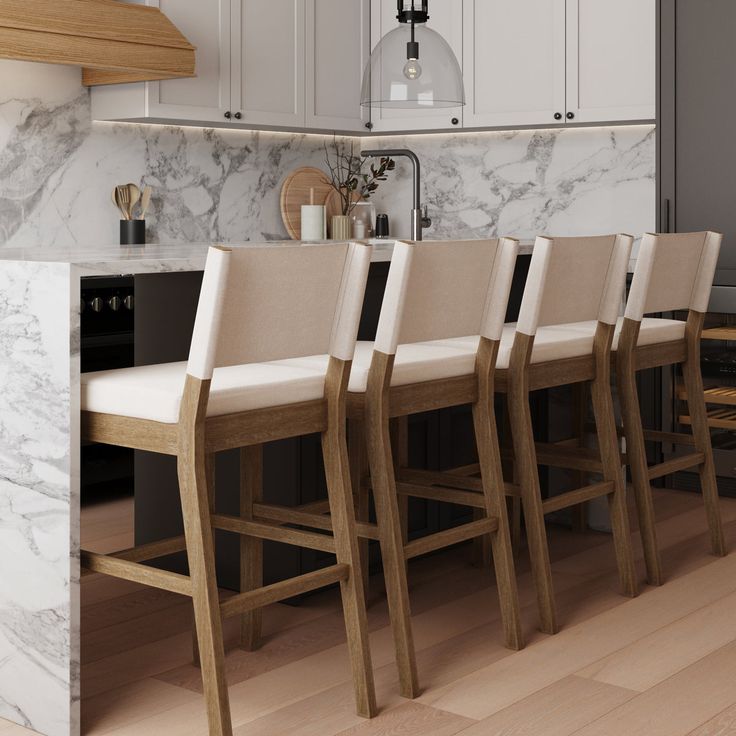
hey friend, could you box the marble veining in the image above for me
[0,261,78,736]
[0,61,655,250]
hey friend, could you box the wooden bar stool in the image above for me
[614,231,726,585]
[346,238,525,699]
[388,236,640,634]
[80,242,377,735]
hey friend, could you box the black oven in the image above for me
[81,276,135,500]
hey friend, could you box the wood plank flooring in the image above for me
[3,488,736,735]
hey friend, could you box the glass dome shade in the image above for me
[361,23,465,109]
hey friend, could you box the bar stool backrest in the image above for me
[516,234,634,336]
[186,242,372,380]
[624,231,722,322]
[373,238,520,356]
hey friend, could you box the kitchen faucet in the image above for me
[360,148,431,241]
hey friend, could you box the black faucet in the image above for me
[360,148,431,240]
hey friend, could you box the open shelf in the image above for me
[678,385,736,407]
[702,326,736,341]
[680,408,736,430]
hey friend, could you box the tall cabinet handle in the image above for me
[663,198,671,233]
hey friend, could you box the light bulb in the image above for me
[403,58,422,80]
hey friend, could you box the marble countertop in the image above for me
[0,239,536,275]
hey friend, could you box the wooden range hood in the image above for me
[0,0,195,86]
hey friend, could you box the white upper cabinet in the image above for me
[565,0,656,123]
[90,0,656,132]
[149,0,231,122]
[306,0,370,132]
[90,0,231,124]
[463,0,565,129]
[369,0,464,133]
[231,0,305,128]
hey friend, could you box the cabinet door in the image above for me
[566,0,655,123]
[463,0,566,129]
[146,0,231,123]
[306,0,370,132]
[231,0,305,128]
[370,0,464,133]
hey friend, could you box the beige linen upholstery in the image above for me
[517,234,634,337]
[82,242,372,421]
[625,231,722,321]
[352,238,519,390]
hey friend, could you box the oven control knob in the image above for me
[124,295,134,311]
[108,296,122,312]
[90,297,104,313]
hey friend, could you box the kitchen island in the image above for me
[0,237,538,736]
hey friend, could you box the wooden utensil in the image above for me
[138,185,152,220]
[115,185,131,220]
[126,183,141,219]
[280,167,333,239]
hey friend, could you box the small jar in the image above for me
[351,200,376,239]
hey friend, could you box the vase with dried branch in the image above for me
[323,136,395,217]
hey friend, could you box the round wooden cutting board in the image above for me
[280,167,333,239]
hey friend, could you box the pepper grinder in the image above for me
[375,213,390,239]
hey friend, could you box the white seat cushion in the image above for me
[81,358,330,424]
[553,317,687,350]
[283,341,480,394]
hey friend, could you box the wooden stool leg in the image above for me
[193,453,217,667]
[366,364,419,699]
[390,417,411,556]
[591,365,638,599]
[349,418,372,603]
[617,361,664,586]
[571,382,588,533]
[683,351,726,557]
[178,446,232,736]
[508,372,558,635]
[324,360,377,718]
[240,445,264,650]
[473,393,524,650]
[510,495,523,556]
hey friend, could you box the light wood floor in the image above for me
[4,487,736,736]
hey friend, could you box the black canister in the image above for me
[120,220,146,246]
[375,213,390,239]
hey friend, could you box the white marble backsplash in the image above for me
[0,60,655,249]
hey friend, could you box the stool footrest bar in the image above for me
[212,514,336,553]
[220,564,349,618]
[252,503,334,532]
[541,481,614,515]
[404,517,498,560]
[647,452,705,480]
[534,442,606,473]
[81,549,193,596]
[398,467,483,492]
[355,521,380,540]
[397,481,486,509]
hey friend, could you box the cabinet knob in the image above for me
[451,117,459,126]
[566,112,575,120]
[224,111,232,119]
[554,112,562,120]
[365,121,374,130]
[234,112,242,120]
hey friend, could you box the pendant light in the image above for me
[361,0,465,109]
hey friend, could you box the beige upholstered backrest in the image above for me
[624,231,722,321]
[374,238,519,355]
[187,242,372,379]
[516,234,634,336]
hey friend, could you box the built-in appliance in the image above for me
[659,0,736,494]
[81,276,135,500]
